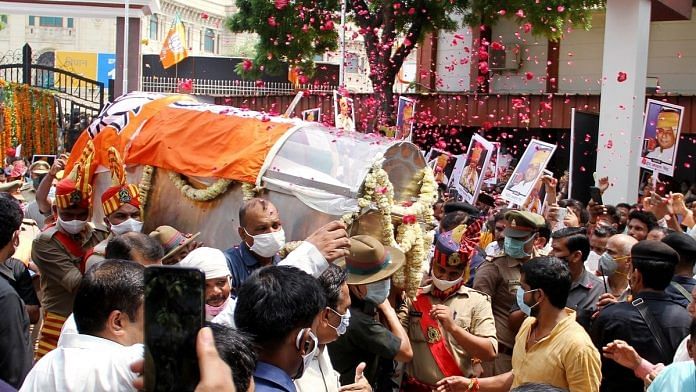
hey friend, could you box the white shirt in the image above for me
[57,314,78,346]
[281,241,329,278]
[211,297,237,328]
[673,336,690,363]
[646,146,675,163]
[20,334,143,392]
[294,346,340,392]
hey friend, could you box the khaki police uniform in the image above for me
[472,210,545,376]
[398,284,498,386]
[32,224,106,317]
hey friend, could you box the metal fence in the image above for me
[141,76,338,96]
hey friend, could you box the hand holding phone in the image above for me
[589,186,603,206]
[145,266,205,391]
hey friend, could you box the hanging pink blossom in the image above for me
[178,79,193,93]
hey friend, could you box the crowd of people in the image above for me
[1,141,696,392]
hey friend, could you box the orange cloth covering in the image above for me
[126,106,292,183]
[65,95,293,183]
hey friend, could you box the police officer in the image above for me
[400,221,497,391]
[472,210,546,375]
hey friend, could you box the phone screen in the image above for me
[145,266,205,392]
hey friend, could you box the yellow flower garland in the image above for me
[241,182,262,201]
[138,165,156,211]
[168,171,233,201]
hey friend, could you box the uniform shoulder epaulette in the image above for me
[464,286,492,301]
[22,218,37,226]
[488,254,508,263]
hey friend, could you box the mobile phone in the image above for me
[145,266,205,392]
[589,186,603,205]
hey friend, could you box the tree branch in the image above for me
[348,0,374,29]
[388,13,425,81]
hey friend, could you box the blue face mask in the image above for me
[504,235,535,259]
[516,287,540,317]
[365,279,390,305]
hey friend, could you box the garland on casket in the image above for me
[344,163,438,298]
[138,165,262,210]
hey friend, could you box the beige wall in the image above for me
[560,9,696,94]
[0,14,117,54]
[489,18,549,94]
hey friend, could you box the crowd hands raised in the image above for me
[1,148,696,392]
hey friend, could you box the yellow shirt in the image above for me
[511,308,601,391]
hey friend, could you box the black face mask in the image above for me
[32,174,46,190]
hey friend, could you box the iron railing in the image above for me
[141,76,338,96]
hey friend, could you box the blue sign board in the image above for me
[97,53,116,85]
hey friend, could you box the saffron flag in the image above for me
[160,16,189,69]
[288,66,300,86]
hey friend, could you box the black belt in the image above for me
[498,344,514,356]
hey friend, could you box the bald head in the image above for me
[237,198,282,242]
[607,234,638,258]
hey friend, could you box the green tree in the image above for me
[227,0,605,129]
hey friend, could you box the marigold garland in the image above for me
[0,80,58,157]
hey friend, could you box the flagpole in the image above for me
[123,0,130,94]
[338,0,346,88]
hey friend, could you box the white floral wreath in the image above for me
[344,161,438,298]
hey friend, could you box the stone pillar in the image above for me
[596,0,652,204]
[115,17,142,97]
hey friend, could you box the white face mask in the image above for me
[245,228,285,258]
[328,308,351,336]
[58,217,87,235]
[431,275,463,292]
[109,218,143,235]
[294,329,318,379]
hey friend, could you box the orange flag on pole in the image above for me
[160,15,189,69]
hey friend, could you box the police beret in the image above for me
[661,233,696,261]
[631,240,679,265]
[443,201,480,217]
[504,210,546,238]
